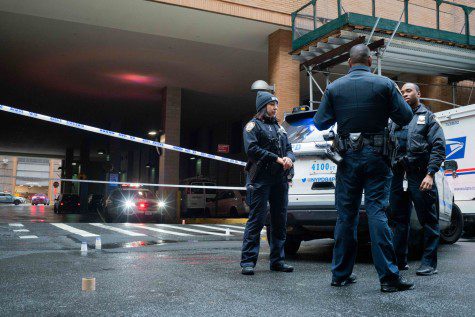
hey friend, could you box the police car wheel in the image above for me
[440,204,463,245]
[284,236,302,256]
[14,200,20,205]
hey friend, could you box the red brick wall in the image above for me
[268,29,300,121]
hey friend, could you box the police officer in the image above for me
[240,91,295,275]
[313,44,415,292]
[389,83,446,276]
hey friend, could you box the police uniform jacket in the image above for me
[243,117,295,168]
[390,104,446,174]
[313,65,413,134]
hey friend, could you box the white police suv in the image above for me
[280,107,463,255]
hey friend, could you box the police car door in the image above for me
[282,110,337,205]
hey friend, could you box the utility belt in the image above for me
[329,129,393,167]
[335,132,388,154]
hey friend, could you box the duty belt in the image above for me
[342,133,385,152]
[362,136,384,148]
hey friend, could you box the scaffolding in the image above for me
[291,0,475,108]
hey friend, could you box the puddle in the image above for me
[67,235,176,249]
[102,240,176,249]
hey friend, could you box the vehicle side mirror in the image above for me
[443,160,458,171]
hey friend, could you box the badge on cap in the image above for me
[417,115,426,125]
[245,121,256,132]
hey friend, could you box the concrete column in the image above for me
[48,159,54,202]
[62,148,74,193]
[79,139,90,211]
[159,87,182,222]
[268,29,300,121]
[127,150,135,182]
[11,157,17,195]
[106,121,122,197]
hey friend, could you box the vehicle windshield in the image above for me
[132,190,155,199]
[282,110,326,143]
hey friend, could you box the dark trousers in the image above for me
[333,147,399,283]
[241,176,289,268]
[389,169,439,268]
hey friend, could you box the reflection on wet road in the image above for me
[0,204,102,223]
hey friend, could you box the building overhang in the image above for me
[292,13,475,78]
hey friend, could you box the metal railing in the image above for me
[292,0,474,43]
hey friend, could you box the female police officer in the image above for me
[240,91,295,275]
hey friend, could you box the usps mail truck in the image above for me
[436,104,475,235]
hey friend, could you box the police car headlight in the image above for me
[124,200,135,209]
[158,200,166,209]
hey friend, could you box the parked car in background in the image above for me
[14,196,27,204]
[181,178,217,215]
[0,193,23,205]
[206,190,249,217]
[54,194,80,213]
[88,194,103,213]
[31,194,50,205]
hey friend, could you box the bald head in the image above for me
[349,44,372,67]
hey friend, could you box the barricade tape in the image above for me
[0,175,246,191]
[0,104,246,167]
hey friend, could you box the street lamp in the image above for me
[251,80,275,93]
[148,130,158,137]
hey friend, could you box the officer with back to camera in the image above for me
[389,83,446,276]
[240,91,295,275]
[313,44,415,292]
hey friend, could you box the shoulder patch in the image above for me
[245,121,256,132]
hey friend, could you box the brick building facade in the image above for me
[153,0,473,117]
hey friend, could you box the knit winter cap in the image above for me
[256,91,278,112]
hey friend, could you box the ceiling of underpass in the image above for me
[0,0,284,156]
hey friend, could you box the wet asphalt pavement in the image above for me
[0,203,103,223]
[0,205,474,316]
